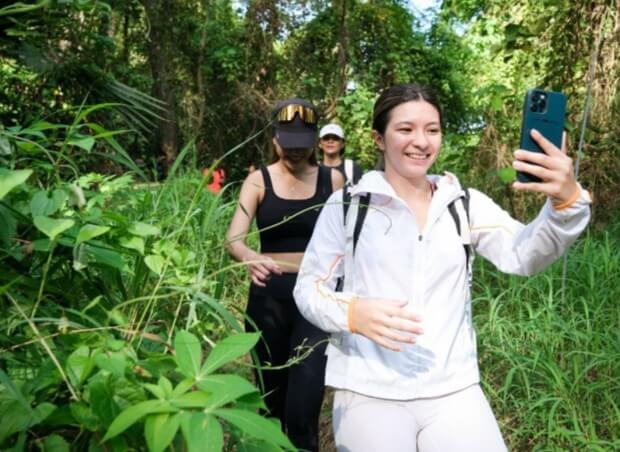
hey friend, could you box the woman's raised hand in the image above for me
[349,298,424,352]
[243,251,282,287]
[512,129,580,207]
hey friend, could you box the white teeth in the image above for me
[405,153,428,160]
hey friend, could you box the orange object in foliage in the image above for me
[204,168,225,193]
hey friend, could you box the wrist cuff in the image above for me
[553,184,582,210]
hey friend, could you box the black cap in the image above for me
[272,98,318,149]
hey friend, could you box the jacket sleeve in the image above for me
[294,190,356,333]
[470,186,591,276]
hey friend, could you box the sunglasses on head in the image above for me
[276,104,317,124]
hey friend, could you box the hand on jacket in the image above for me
[512,129,580,207]
[350,298,424,352]
[243,251,282,287]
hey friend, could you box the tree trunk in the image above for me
[143,0,179,171]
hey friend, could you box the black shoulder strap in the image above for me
[353,193,371,253]
[259,166,272,191]
[447,188,473,280]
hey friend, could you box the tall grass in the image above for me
[474,232,620,450]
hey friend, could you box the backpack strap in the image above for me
[447,188,474,284]
[337,187,371,292]
[344,159,354,185]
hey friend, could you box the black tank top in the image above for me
[256,165,333,253]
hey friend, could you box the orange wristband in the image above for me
[347,297,358,333]
[553,185,582,210]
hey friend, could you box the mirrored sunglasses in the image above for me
[276,104,317,124]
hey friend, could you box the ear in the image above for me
[372,130,385,151]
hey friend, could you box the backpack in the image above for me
[336,184,474,291]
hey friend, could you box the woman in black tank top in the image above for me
[226,98,344,451]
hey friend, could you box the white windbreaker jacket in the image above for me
[294,170,591,400]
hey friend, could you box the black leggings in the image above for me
[246,273,327,452]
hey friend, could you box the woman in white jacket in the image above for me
[293,83,591,451]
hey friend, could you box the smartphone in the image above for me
[517,89,567,183]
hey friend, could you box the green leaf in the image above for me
[33,216,75,241]
[68,134,95,152]
[129,221,160,237]
[180,412,223,452]
[76,224,111,245]
[119,235,145,255]
[88,378,120,426]
[196,374,258,409]
[498,167,516,183]
[30,189,66,216]
[85,244,126,271]
[158,376,173,397]
[174,330,202,379]
[144,412,181,452]
[144,255,165,275]
[213,409,293,450]
[143,383,166,400]
[41,434,70,452]
[201,333,260,376]
[95,352,127,377]
[170,391,211,409]
[0,168,32,199]
[102,400,176,442]
[66,346,96,387]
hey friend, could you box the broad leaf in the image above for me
[76,224,111,245]
[196,374,258,409]
[0,168,32,199]
[41,434,70,452]
[174,330,202,379]
[144,255,165,276]
[144,412,181,452]
[201,333,260,376]
[119,235,145,255]
[85,244,126,271]
[213,409,293,450]
[66,346,96,387]
[30,189,66,216]
[95,352,127,377]
[129,221,160,237]
[180,412,223,452]
[102,400,176,442]
[68,134,95,152]
[33,216,75,241]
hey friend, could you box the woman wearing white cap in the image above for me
[319,123,363,185]
[226,98,344,451]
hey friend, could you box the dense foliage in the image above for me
[1,0,619,450]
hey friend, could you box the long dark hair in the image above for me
[372,83,443,169]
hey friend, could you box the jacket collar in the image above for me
[351,170,465,207]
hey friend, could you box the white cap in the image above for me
[319,123,345,139]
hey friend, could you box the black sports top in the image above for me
[256,165,333,253]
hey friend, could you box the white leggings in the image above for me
[332,384,507,452]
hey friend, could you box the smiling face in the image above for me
[374,100,442,183]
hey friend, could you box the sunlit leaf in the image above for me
[144,254,165,275]
[129,221,160,237]
[0,168,32,199]
[180,412,223,452]
[174,330,202,379]
[201,333,260,376]
[196,374,258,409]
[119,235,145,255]
[76,224,111,245]
[33,216,74,240]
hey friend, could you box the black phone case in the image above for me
[517,89,567,183]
